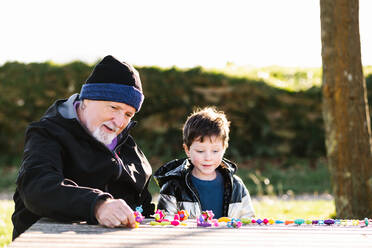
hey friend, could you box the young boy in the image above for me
[154,107,255,219]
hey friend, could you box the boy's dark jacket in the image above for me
[154,158,254,218]
[12,94,154,240]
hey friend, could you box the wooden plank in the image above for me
[9,219,372,248]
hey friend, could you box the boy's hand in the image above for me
[94,198,136,228]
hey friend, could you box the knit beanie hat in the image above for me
[79,55,144,112]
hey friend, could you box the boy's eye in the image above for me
[196,150,204,153]
[213,150,219,153]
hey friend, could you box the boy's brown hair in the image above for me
[183,107,230,149]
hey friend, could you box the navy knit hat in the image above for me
[80,55,144,112]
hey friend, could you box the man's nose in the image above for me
[113,114,125,129]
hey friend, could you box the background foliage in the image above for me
[2,62,370,160]
[0,61,371,194]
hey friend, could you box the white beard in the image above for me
[92,122,119,145]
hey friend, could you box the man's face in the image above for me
[80,99,135,145]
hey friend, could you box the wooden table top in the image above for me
[10,218,372,248]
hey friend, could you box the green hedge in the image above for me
[0,62,371,167]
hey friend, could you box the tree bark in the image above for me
[320,0,372,218]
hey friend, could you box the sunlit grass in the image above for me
[0,200,14,248]
[207,64,372,92]
[253,198,335,220]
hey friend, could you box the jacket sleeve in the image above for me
[157,182,178,215]
[238,178,255,219]
[239,191,255,218]
[16,126,112,224]
[139,179,155,217]
[229,176,255,219]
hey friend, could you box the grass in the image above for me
[207,64,372,92]
[0,201,14,248]
[0,199,335,248]
[237,158,332,196]
[253,198,335,220]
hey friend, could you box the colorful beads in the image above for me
[324,219,335,225]
[133,205,145,227]
[227,218,242,228]
[218,217,231,222]
[148,209,370,229]
[197,211,219,227]
[153,209,166,222]
[178,210,189,221]
[294,219,305,225]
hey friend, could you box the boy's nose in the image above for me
[204,152,213,161]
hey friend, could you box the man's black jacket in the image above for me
[12,94,154,239]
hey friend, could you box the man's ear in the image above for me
[183,144,190,157]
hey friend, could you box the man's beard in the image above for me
[92,122,119,145]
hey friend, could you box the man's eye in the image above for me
[126,113,133,118]
[111,105,117,110]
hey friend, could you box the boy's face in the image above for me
[184,135,226,180]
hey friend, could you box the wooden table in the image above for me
[10,218,372,248]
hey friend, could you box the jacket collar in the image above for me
[154,157,238,187]
[57,93,80,120]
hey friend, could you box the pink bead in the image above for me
[263,218,269,224]
[171,220,180,226]
[174,214,180,221]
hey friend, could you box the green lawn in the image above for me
[0,199,336,248]
[0,200,14,248]
[253,198,335,220]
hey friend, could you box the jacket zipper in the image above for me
[77,118,135,180]
[113,121,137,177]
[185,171,203,213]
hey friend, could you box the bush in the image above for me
[0,61,371,168]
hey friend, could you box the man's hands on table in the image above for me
[94,198,136,228]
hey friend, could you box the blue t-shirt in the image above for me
[191,171,224,218]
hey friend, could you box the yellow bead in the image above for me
[218,217,231,222]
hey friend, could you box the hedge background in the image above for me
[0,61,371,168]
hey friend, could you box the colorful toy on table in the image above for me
[153,209,169,222]
[239,217,371,227]
[177,210,189,221]
[218,217,231,223]
[197,210,219,227]
[149,210,188,226]
[227,218,242,228]
[133,206,145,228]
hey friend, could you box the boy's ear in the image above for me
[183,144,190,157]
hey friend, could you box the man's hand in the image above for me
[94,198,136,228]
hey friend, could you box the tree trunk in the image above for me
[320,0,372,218]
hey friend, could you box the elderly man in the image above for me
[11,55,155,239]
